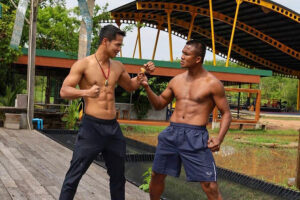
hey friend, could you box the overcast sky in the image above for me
[67,0,300,62]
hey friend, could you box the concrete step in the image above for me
[4,113,27,129]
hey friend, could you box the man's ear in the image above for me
[101,38,108,46]
[196,56,202,64]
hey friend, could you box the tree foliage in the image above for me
[133,77,168,119]
[35,5,80,52]
[204,59,244,68]
[0,2,23,97]
[260,76,298,111]
[0,0,111,96]
[61,99,80,130]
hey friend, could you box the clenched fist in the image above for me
[207,137,222,152]
[143,61,155,74]
[87,84,100,98]
[137,73,149,88]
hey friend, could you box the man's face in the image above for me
[103,34,124,58]
[180,45,201,68]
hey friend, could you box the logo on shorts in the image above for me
[206,171,213,176]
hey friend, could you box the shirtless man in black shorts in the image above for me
[59,24,155,200]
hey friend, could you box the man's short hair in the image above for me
[99,25,126,45]
[186,40,206,63]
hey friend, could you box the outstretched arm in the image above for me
[142,78,174,110]
[208,80,232,152]
[60,60,100,100]
[118,61,155,92]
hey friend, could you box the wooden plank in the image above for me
[45,186,60,200]
[5,188,28,200]
[0,151,23,183]
[0,128,149,200]
[0,141,49,195]
[0,179,12,200]
[0,162,28,200]
[0,156,18,188]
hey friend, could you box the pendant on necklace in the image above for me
[105,80,108,87]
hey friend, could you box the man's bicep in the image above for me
[118,70,131,87]
[213,83,230,114]
[62,63,83,87]
[159,86,174,106]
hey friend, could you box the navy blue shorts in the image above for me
[152,122,217,182]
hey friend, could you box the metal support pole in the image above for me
[137,24,142,59]
[133,34,138,58]
[118,23,123,57]
[152,28,160,60]
[296,129,300,189]
[209,0,216,66]
[27,0,39,130]
[226,0,242,67]
[187,13,196,41]
[297,79,300,111]
[166,9,173,62]
[237,83,241,119]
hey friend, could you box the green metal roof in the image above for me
[22,48,77,59]
[21,48,272,77]
[115,57,272,77]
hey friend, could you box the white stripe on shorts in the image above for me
[212,162,217,181]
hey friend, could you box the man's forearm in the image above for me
[144,86,163,110]
[217,112,232,142]
[60,86,87,100]
[128,76,140,92]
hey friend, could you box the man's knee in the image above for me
[151,171,166,183]
[201,182,220,195]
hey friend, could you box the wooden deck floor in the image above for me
[0,128,149,200]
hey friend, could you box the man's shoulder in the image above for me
[173,72,186,80]
[73,55,92,68]
[170,73,184,84]
[111,59,124,70]
[205,72,224,92]
[206,72,220,84]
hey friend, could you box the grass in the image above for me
[120,124,166,134]
[121,123,299,190]
[210,128,299,136]
[121,125,299,136]
[261,116,300,121]
[246,137,289,145]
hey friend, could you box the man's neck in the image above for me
[95,48,110,65]
[187,64,205,78]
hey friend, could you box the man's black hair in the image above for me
[99,25,126,45]
[186,40,206,63]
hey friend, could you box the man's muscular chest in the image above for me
[174,80,211,103]
[82,65,121,87]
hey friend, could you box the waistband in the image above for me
[170,122,206,130]
[83,114,117,125]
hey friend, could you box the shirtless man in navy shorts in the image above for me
[141,40,231,200]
